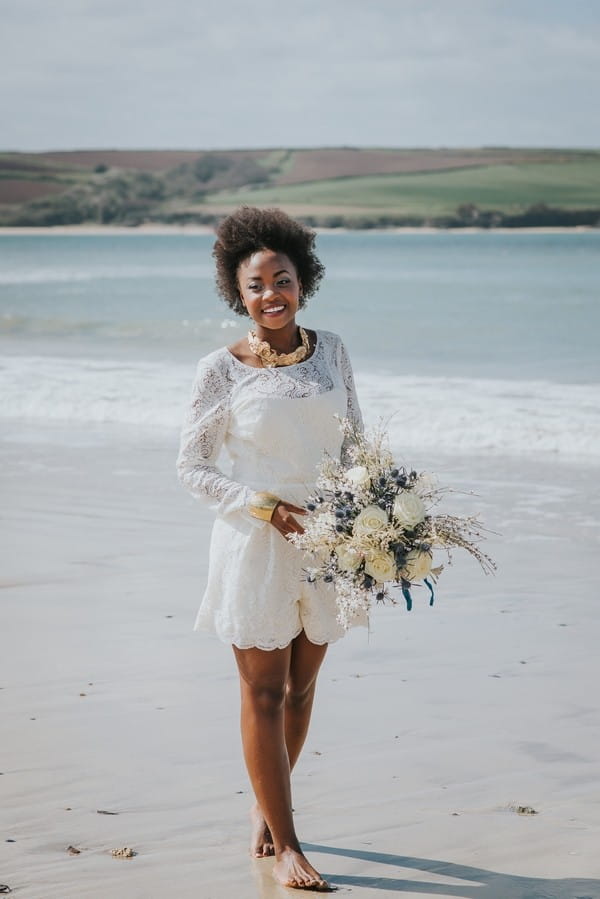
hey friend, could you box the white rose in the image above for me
[345,466,370,488]
[335,545,362,572]
[392,490,426,529]
[352,504,389,536]
[400,549,433,581]
[364,550,397,583]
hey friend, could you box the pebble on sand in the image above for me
[111,847,136,858]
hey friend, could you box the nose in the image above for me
[262,286,275,300]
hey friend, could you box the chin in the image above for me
[258,315,295,329]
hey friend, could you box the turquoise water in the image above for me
[1,231,599,379]
[1,231,599,460]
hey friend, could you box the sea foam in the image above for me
[0,263,213,286]
[357,372,600,460]
[1,354,598,463]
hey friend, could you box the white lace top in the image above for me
[177,329,362,519]
[177,329,366,648]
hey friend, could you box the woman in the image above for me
[177,206,365,891]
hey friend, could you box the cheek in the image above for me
[238,288,255,309]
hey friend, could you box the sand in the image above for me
[1,422,599,899]
[0,225,596,236]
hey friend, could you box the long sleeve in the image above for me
[338,338,363,461]
[176,357,265,526]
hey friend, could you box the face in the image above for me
[237,249,301,331]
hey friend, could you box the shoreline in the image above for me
[0,223,597,236]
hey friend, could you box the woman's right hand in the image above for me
[270,501,306,539]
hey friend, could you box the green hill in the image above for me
[1,147,599,228]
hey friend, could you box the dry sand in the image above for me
[0,225,596,236]
[1,422,599,898]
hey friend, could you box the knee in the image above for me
[243,680,286,717]
[285,680,314,711]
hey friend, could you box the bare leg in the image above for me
[251,631,328,859]
[249,801,274,859]
[285,630,327,771]
[233,631,330,890]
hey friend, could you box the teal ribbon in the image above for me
[424,577,435,606]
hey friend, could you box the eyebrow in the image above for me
[245,268,290,280]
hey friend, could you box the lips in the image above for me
[262,304,286,315]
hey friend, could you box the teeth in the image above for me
[263,305,285,313]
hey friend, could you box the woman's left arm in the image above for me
[339,337,363,433]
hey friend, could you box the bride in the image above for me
[177,206,365,890]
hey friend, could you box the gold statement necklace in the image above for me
[247,327,310,368]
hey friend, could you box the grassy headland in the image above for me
[1,147,599,229]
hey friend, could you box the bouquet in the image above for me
[291,420,496,629]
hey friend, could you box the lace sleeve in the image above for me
[176,357,266,527]
[338,338,364,460]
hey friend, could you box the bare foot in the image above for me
[250,804,274,858]
[272,847,332,891]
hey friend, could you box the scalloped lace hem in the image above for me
[193,622,348,650]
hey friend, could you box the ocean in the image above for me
[1,230,599,462]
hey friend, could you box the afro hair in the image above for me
[212,206,325,316]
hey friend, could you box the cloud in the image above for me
[1,0,599,149]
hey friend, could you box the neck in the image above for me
[253,320,300,353]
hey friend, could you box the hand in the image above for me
[270,501,306,539]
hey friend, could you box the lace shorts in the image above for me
[194,513,367,650]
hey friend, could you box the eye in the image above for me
[247,284,261,292]
[277,278,291,286]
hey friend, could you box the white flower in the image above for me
[305,512,338,554]
[400,549,433,581]
[345,466,370,487]
[392,490,426,529]
[364,550,397,583]
[313,511,336,532]
[335,545,362,572]
[352,504,389,536]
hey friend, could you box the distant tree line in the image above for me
[299,205,600,229]
[2,175,599,231]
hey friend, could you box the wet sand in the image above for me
[1,423,599,898]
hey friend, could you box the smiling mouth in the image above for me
[262,304,286,315]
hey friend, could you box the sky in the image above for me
[1,0,599,151]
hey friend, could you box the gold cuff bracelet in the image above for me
[248,491,281,522]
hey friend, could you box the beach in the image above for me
[1,229,599,897]
[0,225,596,236]
[2,421,599,899]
